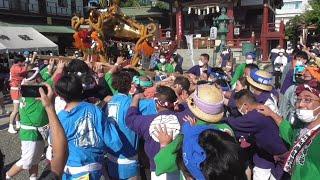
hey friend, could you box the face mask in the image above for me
[249,86,255,94]
[238,103,247,115]
[198,60,204,67]
[246,59,253,64]
[296,107,320,123]
[279,53,284,56]
[129,84,137,95]
[294,75,305,84]
[296,60,304,66]
[159,58,166,63]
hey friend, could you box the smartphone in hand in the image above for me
[21,85,48,98]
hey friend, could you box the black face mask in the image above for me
[295,75,305,84]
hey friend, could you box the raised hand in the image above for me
[154,124,173,148]
[39,84,54,108]
[183,115,197,126]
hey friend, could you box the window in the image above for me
[281,1,302,10]
[295,1,302,9]
[58,0,68,7]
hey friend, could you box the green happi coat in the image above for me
[279,120,320,180]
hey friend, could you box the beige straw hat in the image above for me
[187,84,224,123]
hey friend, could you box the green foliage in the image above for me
[285,0,320,43]
[304,0,320,25]
[286,15,305,45]
[120,0,150,7]
[154,1,169,10]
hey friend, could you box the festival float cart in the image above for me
[70,0,157,66]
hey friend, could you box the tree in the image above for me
[303,0,320,35]
[154,1,169,10]
[285,15,305,45]
[120,0,150,7]
[286,0,320,44]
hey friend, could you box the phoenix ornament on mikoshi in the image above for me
[71,0,157,66]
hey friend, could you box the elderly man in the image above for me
[257,80,320,180]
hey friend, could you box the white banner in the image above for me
[185,34,195,66]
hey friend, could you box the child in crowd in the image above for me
[55,74,123,179]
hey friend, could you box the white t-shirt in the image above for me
[54,96,67,114]
[274,56,288,72]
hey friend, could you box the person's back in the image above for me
[59,101,122,178]
[270,47,280,62]
[55,75,122,179]
[279,84,297,124]
[58,102,113,157]
[106,93,138,179]
[19,97,48,139]
[10,63,27,88]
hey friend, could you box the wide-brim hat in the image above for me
[245,52,256,59]
[247,70,273,91]
[187,84,224,123]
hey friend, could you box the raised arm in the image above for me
[108,56,124,74]
[39,84,68,177]
[125,93,149,137]
[256,104,283,126]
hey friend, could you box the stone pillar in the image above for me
[261,4,269,62]
[227,4,234,42]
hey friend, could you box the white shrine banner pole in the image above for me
[185,34,195,66]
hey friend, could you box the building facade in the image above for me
[159,0,285,61]
[0,0,84,54]
[275,0,310,26]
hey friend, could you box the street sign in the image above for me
[210,27,217,39]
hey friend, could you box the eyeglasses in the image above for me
[296,98,320,104]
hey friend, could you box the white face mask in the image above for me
[198,60,204,67]
[159,58,166,64]
[238,103,247,115]
[246,59,253,64]
[249,86,255,94]
[296,60,304,66]
[296,106,320,123]
[279,53,284,56]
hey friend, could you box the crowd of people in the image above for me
[0,43,319,180]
